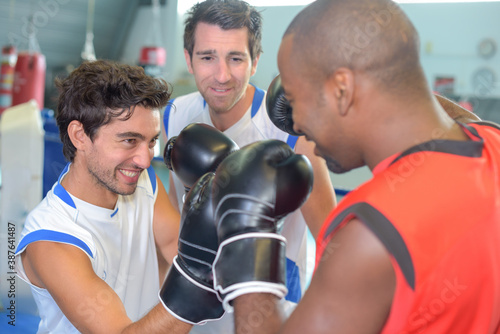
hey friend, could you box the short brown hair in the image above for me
[184,0,263,62]
[55,59,172,162]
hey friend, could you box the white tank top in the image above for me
[15,163,160,333]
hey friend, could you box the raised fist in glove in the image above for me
[159,173,224,324]
[212,139,313,312]
[266,74,303,136]
[164,123,239,194]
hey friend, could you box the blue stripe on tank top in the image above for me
[111,208,119,218]
[287,135,299,150]
[147,165,157,193]
[54,163,76,208]
[251,85,265,118]
[15,229,94,258]
[163,98,176,138]
[285,257,302,303]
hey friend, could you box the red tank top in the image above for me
[316,123,500,333]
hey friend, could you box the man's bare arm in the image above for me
[233,219,396,334]
[153,176,180,266]
[21,241,191,334]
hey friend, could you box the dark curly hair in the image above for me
[55,59,172,162]
[184,0,263,62]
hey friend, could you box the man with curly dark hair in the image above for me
[15,60,194,333]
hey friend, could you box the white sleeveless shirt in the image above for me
[15,163,160,333]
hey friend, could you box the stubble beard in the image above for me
[88,165,138,196]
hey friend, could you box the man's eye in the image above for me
[150,138,158,148]
[124,139,136,144]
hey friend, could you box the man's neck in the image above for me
[209,84,255,132]
[61,162,119,210]
[361,96,468,172]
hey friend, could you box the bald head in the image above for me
[283,0,428,95]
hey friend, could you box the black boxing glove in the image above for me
[266,74,303,136]
[212,140,313,312]
[159,173,224,324]
[164,123,239,193]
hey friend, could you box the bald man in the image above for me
[228,0,500,333]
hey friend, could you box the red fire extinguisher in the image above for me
[0,45,18,115]
[138,0,166,78]
[12,51,46,110]
[139,46,166,78]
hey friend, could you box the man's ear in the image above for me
[330,67,355,116]
[184,49,194,74]
[67,120,88,151]
[250,53,261,76]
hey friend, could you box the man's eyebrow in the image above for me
[195,50,247,57]
[195,49,216,56]
[116,131,161,140]
[116,132,145,140]
[228,51,247,57]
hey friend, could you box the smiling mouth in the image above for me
[119,169,140,178]
[212,87,230,93]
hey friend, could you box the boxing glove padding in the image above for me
[159,257,224,324]
[164,123,239,193]
[159,173,224,324]
[213,140,313,239]
[212,140,313,311]
[213,233,288,312]
[163,136,176,171]
[177,173,219,281]
[266,74,303,136]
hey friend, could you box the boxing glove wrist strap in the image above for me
[159,256,225,325]
[213,233,288,312]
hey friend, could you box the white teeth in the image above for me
[121,170,138,177]
[214,89,226,92]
